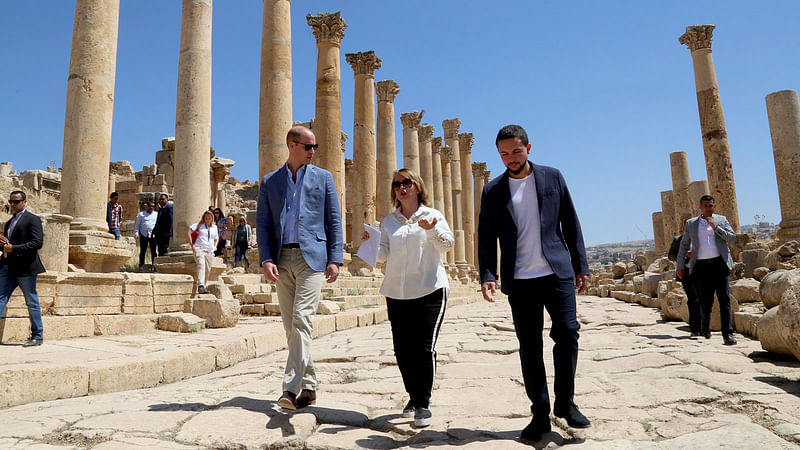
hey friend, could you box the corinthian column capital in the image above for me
[472,161,486,177]
[458,132,474,154]
[483,170,491,183]
[418,124,434,142]
[375,80,400,103]
[307,12,347,45]
[340,131,348,153]
[346,50,382,76]
[431,137,442,153]
[400,110,425,129]
[679,24,715,52]
[440,145,453,162]
[442,118,461,139]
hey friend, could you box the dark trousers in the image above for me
[508,275,580,416]
[693,256,734,336]
[234,242,248,264]
[679,272,702,334]
[139,236,157,266]
[156,235,170,257]
[386,288,447,409]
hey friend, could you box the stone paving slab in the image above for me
[1,295,800,448]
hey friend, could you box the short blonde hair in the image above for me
[390,168,430,208]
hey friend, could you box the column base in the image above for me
[68,230,133,273]
[778,218,800,243]
[153,251,226,285]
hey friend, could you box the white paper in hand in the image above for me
[357,223,381,268]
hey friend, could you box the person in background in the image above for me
[188,210,217,295]
[214,207,229,258]
[363,168,453,428]
[106,192,122,240]
[233,216,253,268]
[134,200,158,267]
[153,193,173,256]
[668,226,702,339]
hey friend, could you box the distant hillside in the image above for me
[586,239,654,267]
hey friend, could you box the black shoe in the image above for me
[723,335,737,345]
[704,331,711,339]
[295,389,316,408]
[690,332,701,340]
[554,403,591,428]
[197,285,211,295]
[402,400,415,418]
[277,391,296,410]
[22,339,43,348]
[520,417,551,443]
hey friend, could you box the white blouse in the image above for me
[190,223,218,253]
[378,205,454,300]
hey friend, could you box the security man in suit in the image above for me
[0,190,46,347]
[257,126,343,410]
[153,193,173,256]
[478,124,590,443]
[677,194,737,345]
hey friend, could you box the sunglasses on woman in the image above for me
[391,178,414,190]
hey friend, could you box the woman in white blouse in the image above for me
[187,210,218,295]
[363,168,454,427]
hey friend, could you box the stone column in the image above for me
[670,151,692,234]
[60,0,120,232]
[346,51,381,245]
[258,0,292,177]
[400,111,424,174]
[688,180,710,209]
[652,211,666,255]
[418,124,435,193]
[443,119,466,266]
[60,0,132,271]
[680,24,740,232]
[766,90,800,242]
[459,132,475,267]
[172,0,213,252]
[307,12,347,234]
[375,80,399,220]
[430,137,445,213]
[440,145,455,265]
[660,190,676,245]
[472,162,486,267]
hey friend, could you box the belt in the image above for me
[281,243,300,249]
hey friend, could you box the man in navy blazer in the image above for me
[478,125,590,443]
[257,125,343,410]
[0,191,46,347]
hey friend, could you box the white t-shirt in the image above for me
[190,223,218,253]
[508,172,554,279]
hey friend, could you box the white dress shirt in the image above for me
[134,210,158,238]
[695,216,720,260]
[508,172,554,279]
[378,205,454,300]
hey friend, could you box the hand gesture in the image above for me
[706,216,716,229]
[418,217,437,230]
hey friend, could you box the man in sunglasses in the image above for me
[256,125,343,410]
[0,191,46,347]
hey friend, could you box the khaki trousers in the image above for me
[194,249,214,286]
[275,248,324,394]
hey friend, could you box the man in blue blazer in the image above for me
[676,194,737,345]
[257,126,343,410]
[478,125,590,443]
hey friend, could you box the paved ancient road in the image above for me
[1,296,800,449]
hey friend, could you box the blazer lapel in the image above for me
[499,172,513,218]
[532,163,545,214]
[277,164,289,229]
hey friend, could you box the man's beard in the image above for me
[508,161,528,176]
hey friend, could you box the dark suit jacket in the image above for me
[256,163,343,272]
[153,203,173,238]
[1,210,46,277]
[478,162,588,295]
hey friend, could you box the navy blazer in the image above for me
[256,163,343,272]
[477,163,588,295]
[1,210,46,277]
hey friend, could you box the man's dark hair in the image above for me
[159,193,168,200]
[286,126,310,146]
[495,124,529,147]
[700,194,715,204]
[10,190,26,201]
[110,192,119,199]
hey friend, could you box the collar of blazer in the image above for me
[499,161,546,216]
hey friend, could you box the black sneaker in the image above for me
[22,339,43,348]
[723,335,737,345]
[402,400,414,418]
[554,403,591,428]
[520,417,551,443]
[414,407,432,427]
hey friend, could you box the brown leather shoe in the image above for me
[277,391,296,410]
[296,389,316,408]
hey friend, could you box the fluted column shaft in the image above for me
[308,12,347,239]
[258,0,292,177]
[375,80,399,220]
[670,151,692,234]
[440,146,455,265]
[418,124,434,194]
[459,132,475,266]
[443,119,465,265]
[172,0,213,250]
[60,0,121,231]
[430,137,444,213]
[652,211,666,255]
[346,51,381,245]
[660,190,676,246]
[680,24,740,231]
[766,90,800,242]
[401,111,424,174]
[472,162,486,267]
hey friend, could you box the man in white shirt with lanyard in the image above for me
[134,200,158,267]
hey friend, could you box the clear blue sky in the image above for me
[2,1,798,246]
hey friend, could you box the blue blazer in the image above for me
[677,213,736,274]
[477,163,589,295]
[256,163,343,272]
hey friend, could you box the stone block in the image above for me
[122,294,154,314]
[312,314,336,338]
[252,328,287,357]
[221,274,262,285]
[754,267,770,281]
[611,291,634,302]
[161,347,217,383]
[229,283,261,294]
[157,313,205,333]
[759,269,800,309]
[612,262,626,279]
[264,304,281,315]
[0,365,88,408]
[122,273,154,295]
[154,295,186,313]
[155,149,172,165]
[318,300,341,315]
[756,307,794,356]
[4,293,54,317]
[741,249,768,278]
[357,310,375,327]
[142,164,157,176]
[335,311,359,331]
[661,292,689,322]
[212,338,255,369]
[206,282,233,300]
[115,179,139,192]
[776,284,800,361]
[142,183,169,193]
[151,274,194,295]
[94,315,156,336]
[642,272,663,298]
[57,273,124,297]
[190,299,239,328]
[730,278,761,303]
[733,311,760,338]
[374,307,388,324]
[87,358,164,394]
[646,257,673,273]
[632,275,644,294]
[51,296,122,315]
[0,315,94,343]
[241,304,265,315]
